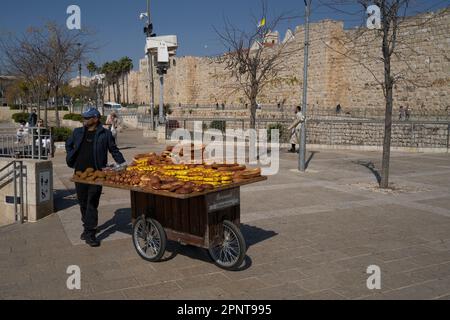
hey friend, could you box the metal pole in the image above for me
[146,0,155,130]
[299,0,311,172]
[147,54,155,130]
[13,162,18,223]
[159,73,164,124]
[19,161,24,224]
[37,128,41,160]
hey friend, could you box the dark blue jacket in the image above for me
[65,124,125,170]
[28,113,37,127]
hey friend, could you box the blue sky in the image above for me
[0,0,447,74]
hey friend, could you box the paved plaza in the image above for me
[1,128,450,300]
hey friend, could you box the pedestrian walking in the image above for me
[28,109,38,127]
[288,106,306,153]
[405,106,411,121]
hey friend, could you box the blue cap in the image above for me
[82,108,101,119]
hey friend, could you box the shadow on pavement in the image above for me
[53,188,78,212]
[97,208,132,241]
[241,224,278,248]
[306,151,319,169]
[160,223,276,271]
[96,208,276,271]
[354,160,382,184]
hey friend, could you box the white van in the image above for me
[104,102,124,112]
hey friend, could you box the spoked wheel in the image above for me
[208,220,246,271]
[132,216,167,262]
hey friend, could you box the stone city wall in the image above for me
[112,8,449,118]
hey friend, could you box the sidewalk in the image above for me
[1,128,450,300]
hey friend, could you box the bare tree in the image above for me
[319,0,449,188]
[214,1,299,128]
[1,23,93,127]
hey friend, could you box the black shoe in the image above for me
[85,234,100,247]
[288,149,296,153]
[80,228,99,240]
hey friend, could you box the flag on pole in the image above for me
[258,17,266,28]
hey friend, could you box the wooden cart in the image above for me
[71,176,267,270]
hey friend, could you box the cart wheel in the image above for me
[208,220,246,271]
[132,217,167,262]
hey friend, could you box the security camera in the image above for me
[139,13,148,20]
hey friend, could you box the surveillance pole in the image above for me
[299,0,311,172]
[145,0,155,130]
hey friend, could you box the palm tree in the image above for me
[120,57,133,104]
[111,60,121,103]
[86,61,98,76]
[101,62,112,102]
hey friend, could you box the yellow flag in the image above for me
[258,18,266,28]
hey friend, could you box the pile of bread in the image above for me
[73,168,107,183]
[73,150,262,195]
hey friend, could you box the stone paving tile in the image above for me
[405,262,450,281]
[256,268,308,287]
[295,274,340,293]
[369,282,447,300]
[2,137,450,299]
[303,250,350,265]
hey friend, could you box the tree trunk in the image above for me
[380,80,393,188]
[108,83,111,102]
[380,15,394,189]
[250,90,258,129]
[112,83,116,102]
[44,99,48,127]
[55,86,60,128]
[126,73,129,104]
[37,95,41,122]
[122,75,125,105]
[116,81,121,104]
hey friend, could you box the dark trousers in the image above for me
[75,183,103,235]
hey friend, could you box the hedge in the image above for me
[52,127,73,142]
[63,113,107,123]
[12,113,30,123]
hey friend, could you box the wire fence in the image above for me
[0,127,53,160]
[164,117,450,150]
[173,105,450,122]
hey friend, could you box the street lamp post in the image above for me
[141,0,156,130]
[299,0,312,172]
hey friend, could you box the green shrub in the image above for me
[63,114,83,122]
[152,104,172,116]
[210,120,226,132]
[9,105,21,110]
[12,113,30,123]
[63,113,106,124]
[124,104,138,109]
[52,127,73,142]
